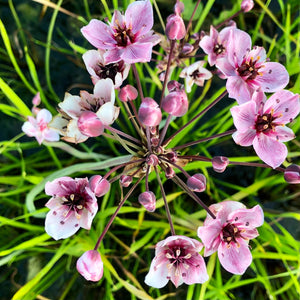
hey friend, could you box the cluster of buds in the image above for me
[21,0,300,290]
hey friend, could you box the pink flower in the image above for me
[241,0,254,12]
[197,201,264,275]
[82,49,130,87]
[145,235,209,288]
[199,25,236,66]
[22,109,59,145]
[50,78,119,143]
[216,30,289,103]
[44,177,98,240]
[230,90,300,168]
[179,61,212,93]
[76,250,104,281]
[81,0,161,64]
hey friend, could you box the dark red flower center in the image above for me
[238,58,261,80]
[255,112,276,133]
[222,223,241,244]
[213,43,225,55]
[96,60,125,83]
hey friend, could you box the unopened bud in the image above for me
[138,97,162,127]
[138,191,156,212]
[165,166,175,179]
[166,14,186,40]
[89,175,110,197]
[32,92,41,106]
[119,85,138,102]
[162,90,188,117]
[174,1,184,14]
[182,43,194,55]
[284,164,300,184]
[78,111,104,137]
[212,156,229,173]
[120,175,132,187]
[167,80,183,92]
[241,0,254,12]
[76,250,103,282]
[146,154,159,166]
[187,173,206,192]
[166,151,177,162]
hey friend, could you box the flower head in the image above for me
[179,61,212,93]
[22,109,59,145]
[231,90,300,168]
[145,235,208,288]
[198,201,264,274]
[50,78,119,143]
[216,30,289,103]
[76,250,104,281]
[82,49,130,87]
[45,177,98,240]
[81,0,161,64]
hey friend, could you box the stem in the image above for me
[146,126,152,153]
[132,64,144,101]
[173,129,236,151]
[159,156,190,178]
[154,166,176,235]
[122,101,145,141]
[145,165,150,191]
[102,132,142,151]
[94,175,144,250]
[185,0,202,36]
[162,90,228,146]
[105,125,142,145]
[215,10,242,29]
[159,39,176,106]
[171,174,216,219]
[158,114,172,147]
[229,160,285,172]
[103,158,145,179]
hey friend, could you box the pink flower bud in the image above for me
[241,0,254,12]
[89,175,110,197]
[166,151,177,162]
[119,85,138,102]
[284,164,300,184]
[32,92,41,106]
[187,174,206,192]
[182,43,194,55]
[166,14,186,40]
[212,156,229,173]
[138,191,156,212]
[76,250,103,282]
[167,80,183,92]
[120,175,132,187]
[174,1,184,14]
[138,97,162,127]
[161,90,188,117]
[165,166,175,179]
[146,154,159,166]
[78,111,104,137]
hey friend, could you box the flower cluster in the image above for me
[22,0,300,290]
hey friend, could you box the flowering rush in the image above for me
[31,0,300,293]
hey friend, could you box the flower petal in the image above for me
[253,134,287,168]
[230,101,257,131]
[218,240,252,274]
[228,205,264,228]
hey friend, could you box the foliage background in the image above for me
[0,0,300,299]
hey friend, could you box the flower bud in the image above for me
[241,0,254,12]
[174,1,184,14]
[162,90,188,117]
[76,250,103,282]
[89,175,110,197]
[212,156,229,173]
[165,166,175,179]
[182,43,194,55]
[138,97,162,127]
[166,151,177,162]
[284,164,300,184]
[166,14,186,40]
[187,173,206,192]
[146,154,159,166]
[32,92,41,106]
[138,191,156,212]
[167,80,183,92]
[119,85,138,102]
[78,111,104,137]
[120,175,132,187]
